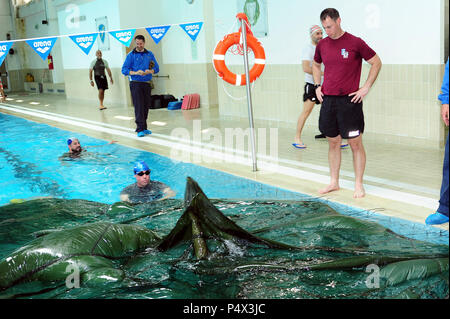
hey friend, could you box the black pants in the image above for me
[130,81,152,132]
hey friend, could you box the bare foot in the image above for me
[353,185,365,198]
[319,184,340,194]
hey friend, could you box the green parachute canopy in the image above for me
[0,177,448,299]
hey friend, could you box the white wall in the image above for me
[214,0,442,65]
[3,0,445,71]
[159,0,206,64]
[16,0,50,69]
[118,0,207,65]
[56,0,124,69]
[0,0,13,41]
[5,0,65,82]
[53,0,208,69]
[0,0,22,71]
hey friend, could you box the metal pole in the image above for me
[240,18,258,172]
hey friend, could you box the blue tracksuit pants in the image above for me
[438,132,449,217]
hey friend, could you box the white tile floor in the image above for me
[0,92,448,231]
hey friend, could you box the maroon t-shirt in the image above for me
[314,32,376,96]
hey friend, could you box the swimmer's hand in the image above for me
[85,141,117,149]
[158,188,176,201]
[120,194,130,202]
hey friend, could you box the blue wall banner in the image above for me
[69,33,99,55]
[25,37,58,60]
[109,29,136,47]
[146,25,171,44]
[96,16,110,51]
[179,22,203,41]
[0,41,14,65]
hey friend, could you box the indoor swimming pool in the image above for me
[0,112,447,244]
[0,112,448,299]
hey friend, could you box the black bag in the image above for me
[161,95,177,108]
[150,95,163,109]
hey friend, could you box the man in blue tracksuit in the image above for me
[426,58,449,225]
[121,35,160,137]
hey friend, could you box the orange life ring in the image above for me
[213,32,265,86]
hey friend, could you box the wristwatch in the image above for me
[314,84,321,89]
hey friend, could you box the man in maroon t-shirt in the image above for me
[312,8,382,198]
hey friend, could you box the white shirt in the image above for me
[301,42,323,84]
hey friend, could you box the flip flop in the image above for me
[292,143,307,149]
[340,143,349,148]
[99,107,107,111]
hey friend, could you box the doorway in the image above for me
[0,60,10,92]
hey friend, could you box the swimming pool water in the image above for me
[0,112,448,245]
[0,113,310,204]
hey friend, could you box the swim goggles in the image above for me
[136,170,150,176]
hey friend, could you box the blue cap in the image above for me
[67,137,75,145]
[133,161,150,174]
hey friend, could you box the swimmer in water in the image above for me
[67,137,82,154]
[60,137,117,160]
[120,161,175,203]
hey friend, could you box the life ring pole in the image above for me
[239,15,258,172]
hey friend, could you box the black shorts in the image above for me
[303,83,320,105]
[319,95,364,139]
[94,75,108,90]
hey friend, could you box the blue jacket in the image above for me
[121,48,159,82]
[438,58,449,105]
